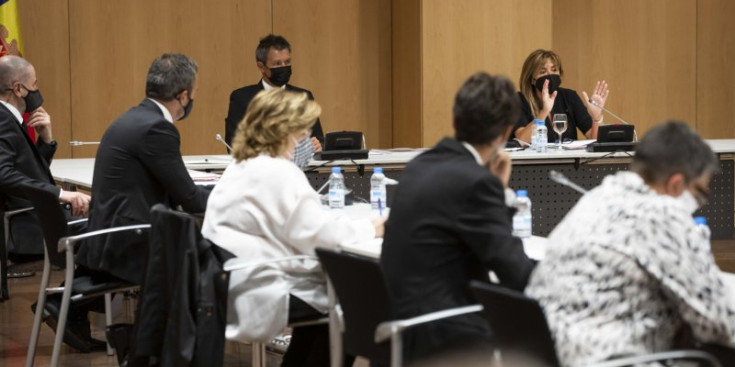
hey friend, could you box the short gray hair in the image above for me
[632,121,718,185]
[145,54,197,101]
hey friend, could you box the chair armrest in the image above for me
[374,304,483,343]
[581,350,721,367]
[58,224,151,252]
[224,255,317,272]
[67,218,88,226]
[3,207,34,219]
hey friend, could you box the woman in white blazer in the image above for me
[202,88,384,367]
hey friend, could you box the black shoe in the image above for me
[30,299,97,353]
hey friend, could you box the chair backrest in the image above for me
[469,281,560,367]
[20,186,71,268]
[315,248,392,364]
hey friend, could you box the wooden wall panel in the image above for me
[697,0,735,139]
[420,0,552,147]
[68,0,271,158]
[272,0,392,148]
[552,0,696,137]
[17,0,72,158]
[392,0,422,148]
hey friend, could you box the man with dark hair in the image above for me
[527,122,734,366]
[380,72,536,362]
[0,56,90,261]
[76,53,210,285]
[224,34,323,167]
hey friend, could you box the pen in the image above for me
[378,198,383,216]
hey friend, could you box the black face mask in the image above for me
[534,74,562,94]
[22,86,44,113]
[268,65,292,87]
[178,98,194,121]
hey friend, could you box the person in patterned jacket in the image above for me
[527,121,735,366]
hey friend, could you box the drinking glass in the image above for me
[552,114,568,150]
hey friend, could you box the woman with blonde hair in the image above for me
[202,88,383,366]
[514,49,610,144]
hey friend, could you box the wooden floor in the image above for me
[2,240,735,366]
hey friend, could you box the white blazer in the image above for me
[201,154,375,342]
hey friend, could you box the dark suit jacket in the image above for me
[379,137,536,361]
[76,99,210,284]
[0,102,60,254]
[134,204,231,367]
[224,81,324,147]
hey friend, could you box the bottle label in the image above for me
[370,190,387,209]
[329,189,345,208]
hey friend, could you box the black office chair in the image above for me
[468,281,722,367]
[315,248,483,367]
[22,186,149,367]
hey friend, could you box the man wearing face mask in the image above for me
[76,54,210,287]
[526,122,735,366]
[224,34,324,167]
[0,56,90,270]
[513,49,610,144]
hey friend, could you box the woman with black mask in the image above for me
[513,49,610,144]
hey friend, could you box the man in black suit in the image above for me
[0,56,91,256]
[225,34,323,166]
[76,54,210,286]
[380,72,537,362]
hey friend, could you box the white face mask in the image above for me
[677,190,699,215]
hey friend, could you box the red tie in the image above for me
[22,112,36,143]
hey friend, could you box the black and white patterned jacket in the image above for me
[527,171,735,366]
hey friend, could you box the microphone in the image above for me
[69,141,100,146]
[549,170,588,194]
[588,100,638,142]
[215,134,233,151]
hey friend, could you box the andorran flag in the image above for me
[0,0,35,141]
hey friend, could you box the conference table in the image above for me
[50,138,735,239]
[46,145,735,365]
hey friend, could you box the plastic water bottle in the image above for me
[694,216,711,240]
[370,167,387,215]
[530,122,538,150]
[534,120,548,153]
[328,167,345,209]
[512,190,532,238]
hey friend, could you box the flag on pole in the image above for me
[0,0,35,142]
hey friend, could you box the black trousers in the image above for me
[282,295,355,367]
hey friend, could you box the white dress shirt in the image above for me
[147,98,173,123]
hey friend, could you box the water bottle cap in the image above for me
[516,190,528,197]
[374,167,383,173]
[694,216,707,225]
[536,120,545,125]
[331,167,342,173]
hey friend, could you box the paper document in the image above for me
[562,139,596,150]
[187,169,220,182]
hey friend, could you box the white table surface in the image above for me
[336,203,547,260]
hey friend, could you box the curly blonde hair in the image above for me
[232,89,321,162]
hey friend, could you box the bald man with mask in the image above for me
[0,56,89,261]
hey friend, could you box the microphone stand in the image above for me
[215,133,233,152]
[69,141,100,146]
[588,100,638,142]
[549,170,588,194]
